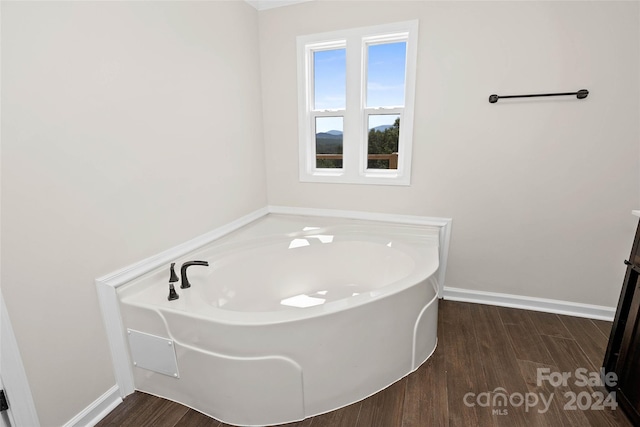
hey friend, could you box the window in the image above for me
[297,20,419,185]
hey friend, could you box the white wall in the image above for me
[1,1,639,425]
[1,1,266,425]
[260,1,640,307]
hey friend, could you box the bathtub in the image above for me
[117,213,441,426]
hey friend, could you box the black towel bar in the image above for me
[489,89,588,103]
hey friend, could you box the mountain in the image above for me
[315,126,393,137]
[370,124,393,132]
[315,131,343,154]
[315,132,343,140]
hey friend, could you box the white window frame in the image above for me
[297,20,419,186]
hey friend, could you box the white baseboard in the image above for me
[443,286,616,321]
[62,385,122,427]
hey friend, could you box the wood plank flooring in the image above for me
[96,300,631,427]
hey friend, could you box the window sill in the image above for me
[299,171,410,186]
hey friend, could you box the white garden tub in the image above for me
[117,213,441,426]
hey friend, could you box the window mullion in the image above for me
[342,35,362,180]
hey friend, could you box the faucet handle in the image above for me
[168,263,180,301]
[169,263,179,283]
[168,283,179,301]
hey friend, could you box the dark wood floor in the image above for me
[96,300,631,427]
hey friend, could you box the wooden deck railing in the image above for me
[316,153,398,169]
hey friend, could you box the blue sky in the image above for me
[314,48,346,111]
[314,41,406,133]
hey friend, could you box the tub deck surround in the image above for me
[107,212,445,426]
[119,214,441,321]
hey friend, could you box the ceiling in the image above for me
[244,0,314,11]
